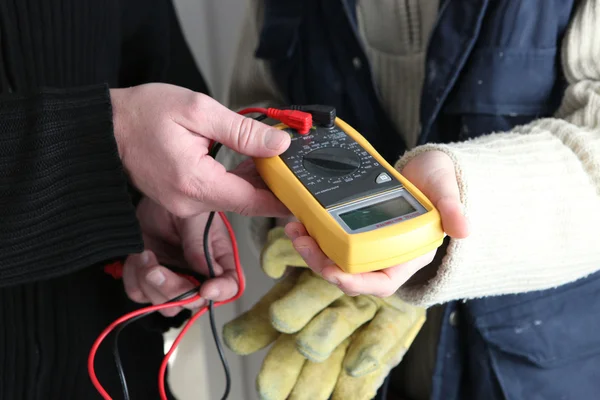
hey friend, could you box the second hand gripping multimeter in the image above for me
[255,106,445,274]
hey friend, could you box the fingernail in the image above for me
[265,130,287,150]
[204,287,221,299]
[296,246,310,258]
[147,270,165,287]
[140,250,150,266]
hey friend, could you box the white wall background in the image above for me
[167,2,275,399]
[173,0,248,104]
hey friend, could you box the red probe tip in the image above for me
[267,108,312,135]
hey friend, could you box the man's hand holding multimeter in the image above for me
[254,107,470,296]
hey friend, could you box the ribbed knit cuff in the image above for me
[0,84,143,286]
[394,119,600,306]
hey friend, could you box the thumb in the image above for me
[205,102,291,157]
[401,151,469,238]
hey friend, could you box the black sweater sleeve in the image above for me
[0,0,208,292]
[119,0,210,94]
[118,0,210,210]
[0,84,143,287]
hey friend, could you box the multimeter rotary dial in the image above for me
[280,126,401,208]
[302,147,361,177]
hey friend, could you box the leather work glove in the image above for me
[223,228,426,400]
[260,225,306,279]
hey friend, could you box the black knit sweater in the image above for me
[0,0,208,398]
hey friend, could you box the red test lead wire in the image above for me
[158,211,244,400]
[236,107,267,115]
[90,106,295,400]
[87,288,202,400]
[88,211,245,400]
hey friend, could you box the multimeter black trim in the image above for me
[279,125,404,209]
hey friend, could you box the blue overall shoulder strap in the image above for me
[418,0,490,144]
[255,0,303,61]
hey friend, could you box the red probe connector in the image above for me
[266,108,312,134]
[238,107,312,134]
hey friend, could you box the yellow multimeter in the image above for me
[254,113,444,274]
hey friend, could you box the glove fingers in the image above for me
[270,270,343,334]
[223,273,299,355]
[288,338,351,400]
[332,337,408,400]
[261,227,308,279]
[264,226,287,246]
[296,296,378,362]
[344,305,426,376]
[257,334,306,400]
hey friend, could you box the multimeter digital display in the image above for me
[254,114,444,274]
[337,195,419,231]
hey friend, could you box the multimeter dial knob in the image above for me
[302,147,361,177]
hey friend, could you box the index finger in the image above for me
[199,271,240,302]
[320,252,435,297]
[286,222,435,297]
[196,156,289,217]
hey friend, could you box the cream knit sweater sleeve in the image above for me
[225,0,600,306]
[394,0,600,306]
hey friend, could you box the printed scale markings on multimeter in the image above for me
[279,126,427,234]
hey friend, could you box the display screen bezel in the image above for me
[329,189,426,233]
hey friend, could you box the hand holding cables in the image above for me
[88,107,313,400]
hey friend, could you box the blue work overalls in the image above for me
[254,0,600,399]
[256,0,600,400]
